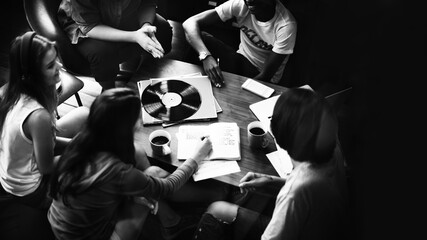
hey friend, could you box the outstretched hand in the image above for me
[135,24,165,58]
[202,56,224,88]
[238,172,272,192]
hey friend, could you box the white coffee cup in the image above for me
[149,130,172,156]
[247,121,269,149]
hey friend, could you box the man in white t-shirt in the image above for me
[183,0,297,87]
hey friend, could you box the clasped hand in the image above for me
[135,25,165,58]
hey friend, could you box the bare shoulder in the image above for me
[25,108,53,136]
[27,108,52,126]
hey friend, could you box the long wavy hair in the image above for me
[270,88,338,164]
[49,88,142,204]
[0,32,58,132]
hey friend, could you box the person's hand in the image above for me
[202,56,224,88]
[188,136,212,164]
[134,197,159,215]
[134,24,165,58]
[238,172,272,192]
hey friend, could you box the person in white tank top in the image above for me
[0,32,88,208]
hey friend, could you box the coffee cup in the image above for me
[149,130,172,156]
[247,121,269,149]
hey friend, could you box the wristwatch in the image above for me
[198,51,211,61]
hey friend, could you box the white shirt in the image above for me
[262,156,348,240]
[216,0,297,83]
[0,95,45,196]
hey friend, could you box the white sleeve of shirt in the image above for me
[215,0,245,22]
[261,190,302,240]
[272,22,297,55]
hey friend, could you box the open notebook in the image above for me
[177,122,241,161]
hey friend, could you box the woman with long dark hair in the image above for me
[48,88,214,240]
[0,32,88,209]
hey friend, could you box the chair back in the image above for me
[23,0,91,75]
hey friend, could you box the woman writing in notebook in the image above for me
[48,88,230,240]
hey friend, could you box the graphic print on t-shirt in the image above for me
[240,25,273,51]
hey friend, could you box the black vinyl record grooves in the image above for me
[141,80,201,122]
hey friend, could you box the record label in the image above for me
[162,92,182,107]
[141,80,202,122]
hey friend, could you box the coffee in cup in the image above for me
[249,127,265,135]
[247,121,269,149]
[151,136,169,145]
[149,130,171,156]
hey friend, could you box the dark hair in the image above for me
[270,88,338,164]
[0,32,58,131]
[49,88,142,204]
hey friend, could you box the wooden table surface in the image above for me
[131,58,290,187]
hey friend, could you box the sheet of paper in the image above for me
[193,160,241,182]
[249,95,279,123]
[266,144,293,178]
[248,84,313,126]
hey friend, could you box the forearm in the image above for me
[166,158,198,189]
[54,136,71,156]
[53,155,61,168]
[182,19,210,54]
[254,66,278,82]
[269,175,287,188]
[249,173,287,196]
[254,175,287,197]
[138,5,157,26]
[55,136,71,147]
[86,24,137,42]
[121,158,197,198]
[254,53,287,81]
[153,158,199,197]
[136,158,198,198]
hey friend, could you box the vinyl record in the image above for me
[141,80,201,122]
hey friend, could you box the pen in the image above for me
[216,58,224,87]
[201,136,209,141]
